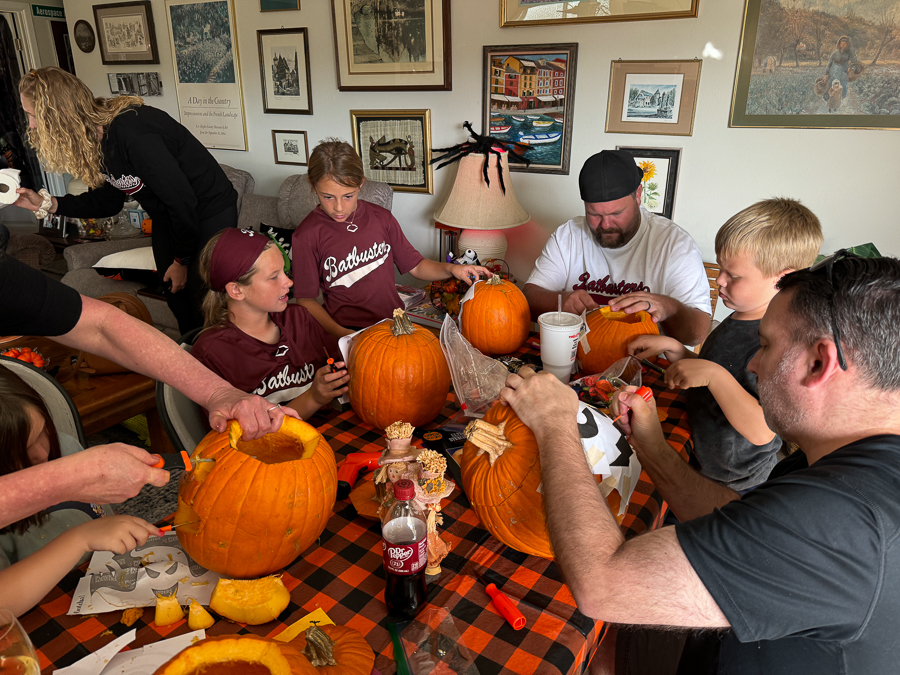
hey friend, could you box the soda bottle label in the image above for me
[383,537,427,575]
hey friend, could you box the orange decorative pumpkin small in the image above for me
[576,307,659,375]
[349,309,451,429]
[460,275,530,355]
[175,417,337,579]
[285,624,375,675]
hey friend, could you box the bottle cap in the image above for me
[393,479,415,500]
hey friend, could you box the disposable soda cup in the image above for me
[537,311,582,384]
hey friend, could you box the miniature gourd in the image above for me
[460,275,530,355]
[576,307,659,375]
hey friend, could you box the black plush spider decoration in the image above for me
[430,121,531,195]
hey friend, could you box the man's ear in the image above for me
[801,338,844,388]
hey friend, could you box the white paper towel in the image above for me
[0,169,21,207]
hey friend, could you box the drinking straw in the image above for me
[557,293,562,322]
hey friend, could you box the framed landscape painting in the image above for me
[500,0,698,27]
[350,109,432,193]
[331,0,451,91]
[730,0,900,129]
[257,28,313,114]
[606,59,701,136]
[616,146,681,220]
[482,42,578,175]
[93,1,159,65]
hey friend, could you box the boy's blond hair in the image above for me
[715,198,823,277]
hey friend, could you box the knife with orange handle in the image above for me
[152,451,215,472]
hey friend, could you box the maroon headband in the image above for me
[209,228,269,292]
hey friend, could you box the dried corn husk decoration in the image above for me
[464,418,512,466]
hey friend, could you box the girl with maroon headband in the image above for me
[191,228,348,419]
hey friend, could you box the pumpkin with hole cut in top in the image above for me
[175,417,337,579]
[460,275,530,355]
[576,307,659,375]
[349,308,450,429]
[152,635,294,675]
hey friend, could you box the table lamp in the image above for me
[432,149,529,262]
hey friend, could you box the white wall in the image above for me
[63,0,899,293]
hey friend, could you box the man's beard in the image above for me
[591,207,641,249]
[758,347,807,442]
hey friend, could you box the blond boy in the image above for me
[630,198,823,490]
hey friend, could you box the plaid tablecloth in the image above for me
[22,367,691,675]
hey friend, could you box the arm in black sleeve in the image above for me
[54,183,126,219]
[0,253,82,335]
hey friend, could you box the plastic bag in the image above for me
[439,314,510,418]
[403,607,479,675]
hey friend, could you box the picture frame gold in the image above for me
[500,0,698,28]
[350,109,433,194]
[605,59,701,137]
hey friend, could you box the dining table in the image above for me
[20,361,692,675]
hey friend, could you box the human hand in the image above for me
[163,261,188,293]
[13,187,44,212]
[450,264,491,285]
[310,363,349,405]
[499,369,579,435]
[205,388,298,439]
[664,359,723,390]
[611,386,667,451]
[59,444,169,504]
[561,290,599,315]
[609,292,676,324]
[73,515,159,555]
[628,335,688,363]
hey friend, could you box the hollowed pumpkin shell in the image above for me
[175,416,337,578]
[460,275,530,355]
[152,635,292,675]
[576,307,659,375]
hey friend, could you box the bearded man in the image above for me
[523,149,711,345]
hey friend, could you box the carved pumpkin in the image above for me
[175,417,337,578]
[349,309,451,429]
[153,635,293,675]
[460,275,530,355]
[460,403,617,560]
[209,576,290,625]
[576,307,659,375]
[287,624,375,675]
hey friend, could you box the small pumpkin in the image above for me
[153,635,293,675]
[187,599,215,630]
[176,416,337,579]
[286,623,375,675]
[576,307,659,375]
[460,275,530,355]
[209,575,290,625]
[349,308,451,429]
[154,593,184,627]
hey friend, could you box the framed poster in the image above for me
[92,1,158,65]
[616,146,681,220]
[165,0,247,150]
[260,0,300,9]
[331,0,451,91]
[483,42,578,175]
[73,19,96,53]
[350,109,432,194]
[500,0,698,27]
[730,0,900,130]
[257,28,312,115]
[605,60,701,136]
[272,130,309,165]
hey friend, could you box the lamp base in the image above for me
[456,229,508,263]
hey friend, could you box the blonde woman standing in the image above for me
[14,67,237,334]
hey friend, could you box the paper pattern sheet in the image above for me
[577,403,642,516]
[54,630,207,675]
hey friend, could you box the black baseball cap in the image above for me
[579,150,643,203]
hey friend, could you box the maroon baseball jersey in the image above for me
[292,200,424,327]
[191,304,339,404]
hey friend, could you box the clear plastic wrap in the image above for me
[439,315,509,418]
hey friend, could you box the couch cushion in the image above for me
[219,163,255,213]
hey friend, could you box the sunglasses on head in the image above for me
[808,249,862,371]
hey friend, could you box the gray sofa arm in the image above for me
[64,237,153,271]
[238,193,281,231]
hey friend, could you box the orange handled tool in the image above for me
[610,385,653,424]
[156,521,197,534]
[336,451,382,500]
[483,582,526,630]
[152,451,214,472]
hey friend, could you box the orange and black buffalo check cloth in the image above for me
[21,367,690,675]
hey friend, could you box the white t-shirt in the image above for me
[526,207,711,314]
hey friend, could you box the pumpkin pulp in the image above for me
[187,662,272,675]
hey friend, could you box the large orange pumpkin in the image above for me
[175,417,337,578]
[576,307,659,375]
[460,403,618,560]
[153,635,294,675]
[460,275,530,355]
[349,308,450,429]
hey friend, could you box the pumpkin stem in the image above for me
[487,274,504,285]
[464,418,512,467]
[390,308,416,337]
[303,622,337,667]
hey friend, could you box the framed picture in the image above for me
[260,0,299,10]
[272,130,309,166]
[350,109,432,194]
[616,146,681,220]
[257,28,312,115]
[605,60,701,136]
[165,0,247,150]
[730,0,900,130]
[483,42,578,175]
[330,0,451,91]
[107,73,119,93]
[73,20,96,53]
[92,1,159,65]
[500,0,698,28]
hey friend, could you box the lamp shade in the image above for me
[433,150,530,231]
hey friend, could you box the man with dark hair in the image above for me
[524,149,711,345]
[502,252,900,674]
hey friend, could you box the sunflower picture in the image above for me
[639,160,660,210]
[617,146,682,220]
